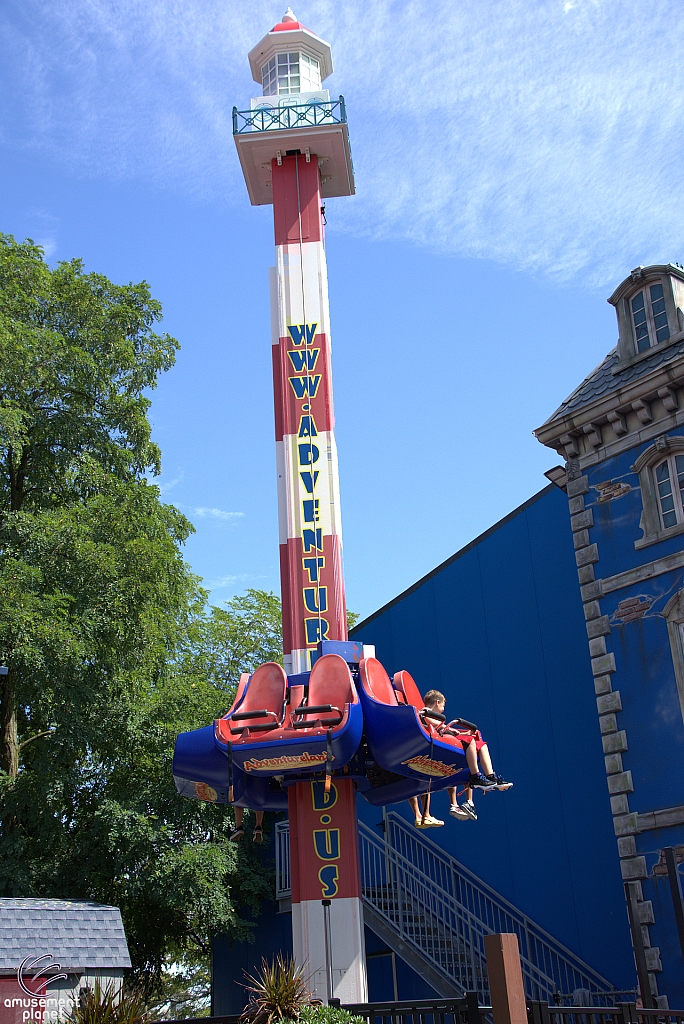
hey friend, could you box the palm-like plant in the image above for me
[241,955,315,1024]
[67,981,149,1024]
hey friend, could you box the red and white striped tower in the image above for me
[234,11,366,1002]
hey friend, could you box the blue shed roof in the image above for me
[0,899,131,970]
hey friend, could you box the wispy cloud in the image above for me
[158,470,184,495]
[2,0,683,283]
[192,507,244,522]
[210,573,265,589]
[14,208,59,257]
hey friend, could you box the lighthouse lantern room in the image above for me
[233,9,354,205]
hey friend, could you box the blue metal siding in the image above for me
[212,904,294,1016]
[364,927,437,1000]
[353,485,634,988]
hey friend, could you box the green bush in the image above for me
[298,1006,366,1024]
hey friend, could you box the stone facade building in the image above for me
[535,263,684,1005]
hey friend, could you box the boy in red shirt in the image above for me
[410,689,512,826]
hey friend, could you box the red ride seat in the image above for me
[225,662,287,738]
[392,669,449,738]
[291,654,354,730]
[359,658,398,706]
[393,670,424,710]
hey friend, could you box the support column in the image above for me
[270,152,347,676]
[288,779,367,1002]
[271,153,365,1002]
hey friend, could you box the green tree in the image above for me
[0,235,278,993]
[0,233,177,776]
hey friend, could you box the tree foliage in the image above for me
[0,235,281,992]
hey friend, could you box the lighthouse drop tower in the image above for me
[235,9,365,1001]
[173,9,474,1006]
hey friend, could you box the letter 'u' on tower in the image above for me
[233,10,355,676]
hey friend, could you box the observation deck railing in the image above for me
[232,97,347,135]
[275,812,629,1005]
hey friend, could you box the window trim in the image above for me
[663,590,684,725]
[633,436,684,549]
[625,276,673,357]
[654,452,684,529]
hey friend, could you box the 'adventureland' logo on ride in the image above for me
[243,751,327,773]
[402,755,456,778]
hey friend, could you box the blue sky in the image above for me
[1,0,681,620]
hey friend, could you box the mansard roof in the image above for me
[541,333,684,426]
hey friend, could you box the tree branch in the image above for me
[187,930,210,956]
[18,729,54,750]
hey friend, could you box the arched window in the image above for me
[633,437,684,548]
[654,453,684,529]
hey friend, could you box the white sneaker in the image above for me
[449,804,470,821]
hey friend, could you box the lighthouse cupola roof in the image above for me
[247,9,334,94]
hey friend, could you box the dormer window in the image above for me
[631,282,670,353]
[608,265,684,365]
[262,51,321,96]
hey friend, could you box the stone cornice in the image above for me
[569,406,684,471]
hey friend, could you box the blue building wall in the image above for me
[350,483,635,989]
[213,900,294,1015]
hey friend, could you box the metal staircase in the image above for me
[274,811,622,1004]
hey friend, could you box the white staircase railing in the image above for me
[361,811,616,1003]
[275,811,619,1004]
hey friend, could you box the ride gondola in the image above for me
[173,641,473,810]
[358,657,469,791]
[173,650,364,809]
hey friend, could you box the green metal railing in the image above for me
[232,97,347,135]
